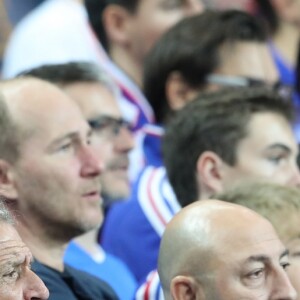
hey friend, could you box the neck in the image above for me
[14,214,66,272]
[272,22,300,66]
[110,45,143,87]
[73,228,101,256]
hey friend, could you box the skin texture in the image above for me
[221,112,300,189]
[0,78,103,271]
[0,222,49,300]
[286,238,300,300]
[159,200,297,300]
[63,81,134,203]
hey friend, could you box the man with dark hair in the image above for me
[20,62,136,300]
[163,87,299,206]
[136,87,300,300]
[101,10,282,284]
[85,0,203,89]
[0,78,118,300]
[84,0,204,179]
[143,9,278,124]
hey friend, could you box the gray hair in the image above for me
[0,199,13,224]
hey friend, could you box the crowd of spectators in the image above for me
[0,1,300,300]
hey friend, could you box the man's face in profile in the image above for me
[0,222,49,299]
[206,218,296,299]
[63,81,134,202]
[221,111,300,189]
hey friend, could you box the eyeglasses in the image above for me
[205,74,294,100]
[88,116,131,138]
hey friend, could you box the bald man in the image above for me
[158,200,296,300]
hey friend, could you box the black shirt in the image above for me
[32,260,119,300]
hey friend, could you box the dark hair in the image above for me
[84,0,139,50]
[143,9,268,124]
[162,87,293,207]
[18,62,119,96]
[252,0,279,34]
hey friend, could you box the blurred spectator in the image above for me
[4,0,44,25]
[0,1,11,72]
[101,10,281,283]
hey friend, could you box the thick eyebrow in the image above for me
[48,128,93,150]
[265,143,292,154]
[247,249,289,264]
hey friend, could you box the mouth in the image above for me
[82,190,102,203]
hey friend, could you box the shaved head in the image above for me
[158,200,296,300]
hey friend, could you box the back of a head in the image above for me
[163,87,293,207]
[85,0,139,51]
[144,9,268,123]
[215,181,300,242]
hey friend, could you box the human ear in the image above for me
[0,160,18,200]
[102,5,134,47]
[196,151,225,196]
[166,72,199,111]
[171,275,205,300]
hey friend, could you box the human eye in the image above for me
[3,269,20,282]
[280,261,290,271]
[247,268,265,279]
[267,151,288,165]
[57,142,73,152]
[242,267,266,287]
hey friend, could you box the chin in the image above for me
[103,182,131,202]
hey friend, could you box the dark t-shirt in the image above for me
[32,260,119,300]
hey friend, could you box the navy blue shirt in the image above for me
[32,260,118,300]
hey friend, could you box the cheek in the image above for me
[91,142,113,167]
[0,283,21,300]
[287,261,300,293]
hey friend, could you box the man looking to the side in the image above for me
[20,62,136,300]
[0,78,118,299]
[159,199,296,300]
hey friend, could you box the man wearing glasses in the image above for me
[19,62,136,300]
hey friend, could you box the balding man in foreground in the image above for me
[158,200,296,300]
[0,78,117,299]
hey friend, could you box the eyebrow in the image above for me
[247,249,289,263]
[48,132,79,149]
[265,143,292,154]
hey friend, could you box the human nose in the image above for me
[271,268,297,300]
[24,270,49,299]
[80,144,104,178]
[289,161,300,187]
[186,0,205,15]
[114,127,135,153]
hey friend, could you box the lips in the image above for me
[82,189,102,203]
